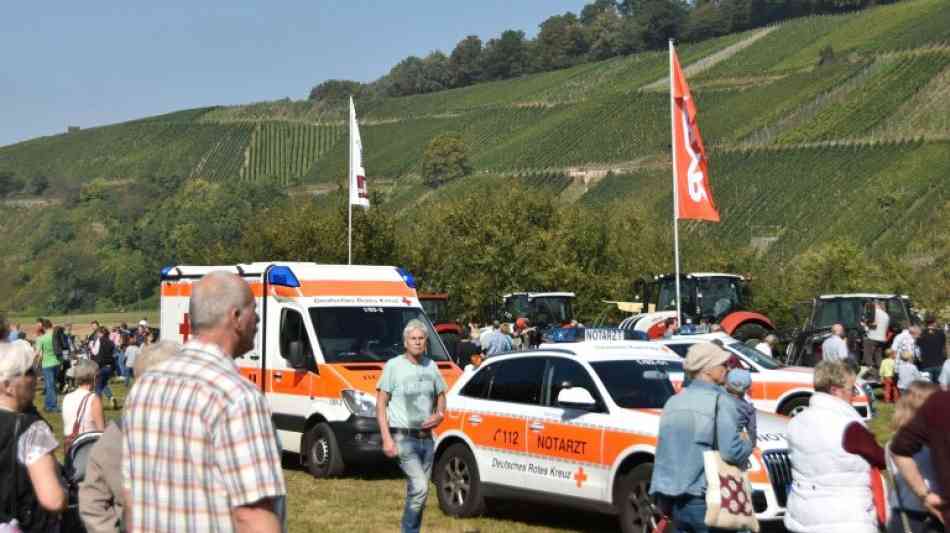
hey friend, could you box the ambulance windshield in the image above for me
[309,307,450,363]
[590,360,678,409]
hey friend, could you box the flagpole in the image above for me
[669,39,682,327]
[347,97,353,265]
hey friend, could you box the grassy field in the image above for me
[35,376,897,533]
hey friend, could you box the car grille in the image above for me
[762,450,792,507]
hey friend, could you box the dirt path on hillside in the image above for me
[641,26,778,91]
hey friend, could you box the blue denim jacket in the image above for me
[650,380,754,498]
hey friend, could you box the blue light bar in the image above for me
[397,267,416,289]
[160,265,174,280]
[267,266,300,288]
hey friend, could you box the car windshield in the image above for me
[590,360,678,409]
[309,307,449,363]
[727,342,783,370]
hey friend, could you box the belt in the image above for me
[390,427,432,439]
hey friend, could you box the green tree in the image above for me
[308,79,365,103]
[586,9,625,59]
[536,12,589,70]
[421,134,472,188]
[481,30,529,80]
[0,171,21,197]
[448,35,483,87]
[26,175,49,196]
[580,0,619,25]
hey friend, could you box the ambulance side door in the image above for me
[521,357,607,502]
[460,357,545,488]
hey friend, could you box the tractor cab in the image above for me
[635,273,750,323]
[502,292,575,330]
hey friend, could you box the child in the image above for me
[895,350,923,397]
[725,368,757,445]
[879,348,898,402]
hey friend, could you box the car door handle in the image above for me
[467,415,482,425]
[273,372,283,381]
[529,422,544,431]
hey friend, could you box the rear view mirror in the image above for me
[287,341,314,371]
[557,387,597,410]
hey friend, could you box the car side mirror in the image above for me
[287,341,314,371]
[557,386,597,410]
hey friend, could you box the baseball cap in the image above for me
[0,340,37,381]
[726,368,752,392]
[139,320,149,327]
[684,342,731,374]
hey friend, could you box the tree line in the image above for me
[309,0,906,103]
[2,170,946,330]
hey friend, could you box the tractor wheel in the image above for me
[732,322,770,346]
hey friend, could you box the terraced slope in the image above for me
[1,0,948,238]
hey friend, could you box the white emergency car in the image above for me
[658,331,873,418]
[159,262,462,478]
[432,339,791,533]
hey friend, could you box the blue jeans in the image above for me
[664,495,730,533]
[42,366,58,411]
[96,366,113,399]
[115,349,126,380]
[394,434,434,533]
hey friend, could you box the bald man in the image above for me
[821,323,850,363]
[122,272,285,533]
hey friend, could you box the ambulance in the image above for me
[432,338,791,533]
[657,331,873,418]
[159,262,462,477]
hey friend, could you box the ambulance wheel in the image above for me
[304,423,345,478]
[617,463,659,533]
[779,396,810,417]
[733,323,769,346]
[435,443,485,517]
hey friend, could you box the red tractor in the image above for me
[620,273,775,343]
[418,293,463,356]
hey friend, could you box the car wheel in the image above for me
[435,443,485,517]
[617,463,659,533]
[732,323,770,345]
[304,422,345,478]
[779,396,810,417]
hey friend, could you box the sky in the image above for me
[0,1,589,147]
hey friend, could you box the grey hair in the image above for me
[189,271,251,333]
[72,359,99,386]
[133,340,181,378]
[0,341,36,383]
[814,360,854,394]
[403,319,428,341]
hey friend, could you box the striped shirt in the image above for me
[122,341,285,532]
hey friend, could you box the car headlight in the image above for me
[342,390,377,418]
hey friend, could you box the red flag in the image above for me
[671,46,719,222]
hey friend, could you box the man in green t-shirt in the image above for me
[36,319,60,412]
[376,319,447,533]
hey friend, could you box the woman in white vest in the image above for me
[784,360,886,533]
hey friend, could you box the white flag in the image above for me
[349,97,370,209]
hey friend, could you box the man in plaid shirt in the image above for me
[122,271,285,532]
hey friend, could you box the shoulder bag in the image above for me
[63,392,92,453]
[0,416,24,533]
[703,394,760,532]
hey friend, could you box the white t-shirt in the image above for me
[755,342,772,356]
[62,389,97,437]
[867,307,890,342]
[939,359,950,387]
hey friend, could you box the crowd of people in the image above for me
[818,314,949,394]
[1,286,948,532]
